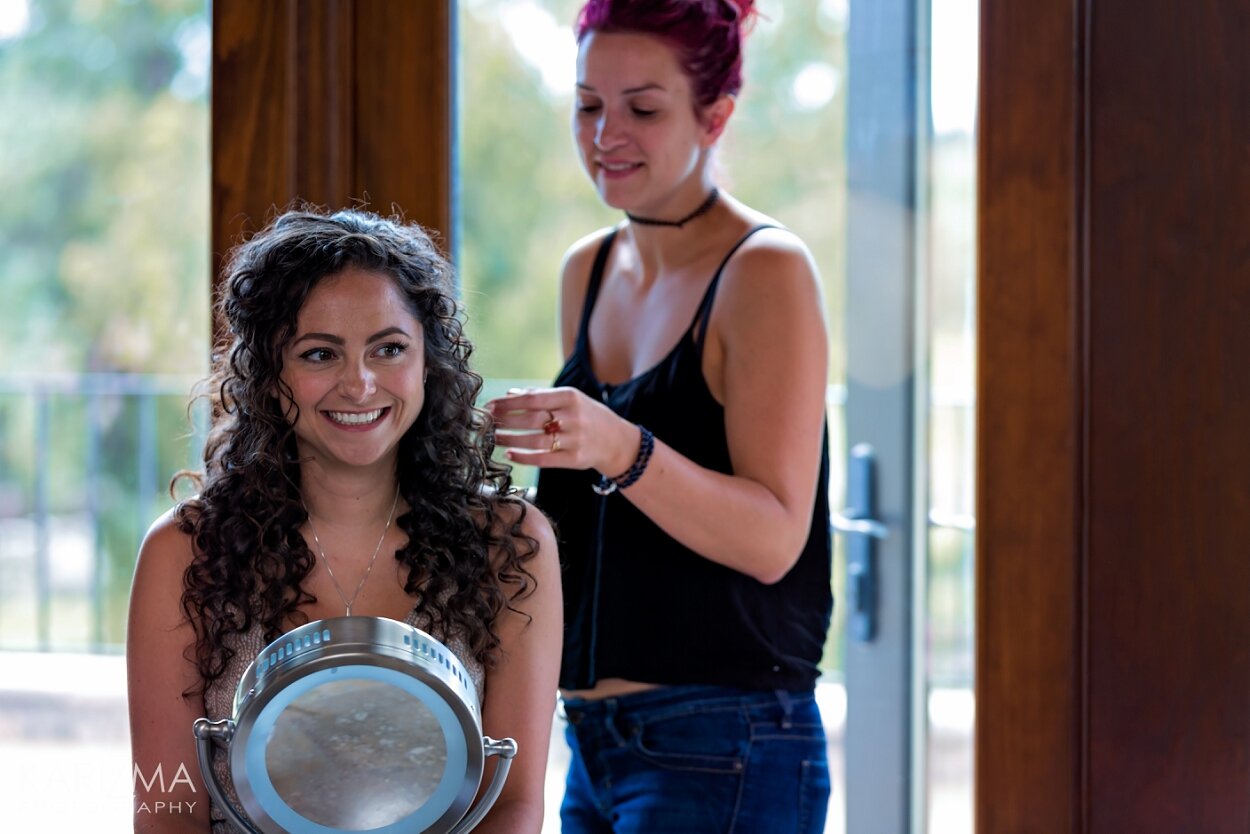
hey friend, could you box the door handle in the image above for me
[831,513,889,539]
[833,443,887,642]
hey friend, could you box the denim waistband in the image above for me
[560,684,814,725]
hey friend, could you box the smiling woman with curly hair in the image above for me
[126,207,561,834]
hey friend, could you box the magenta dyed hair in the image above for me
[575,0,759,110]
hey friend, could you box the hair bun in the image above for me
[722,0,759,34]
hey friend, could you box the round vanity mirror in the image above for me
[194,616,516,834]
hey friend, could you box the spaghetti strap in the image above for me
[692,224,778,355]
[576,229,620,354]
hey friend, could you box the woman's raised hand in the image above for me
[486,386,640,477]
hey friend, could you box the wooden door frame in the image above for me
[977,0,1084,829]
[978,0,1250,831]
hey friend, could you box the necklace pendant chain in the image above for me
[304,485,401,617]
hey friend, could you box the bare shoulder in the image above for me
[133,507,197,589]
[730,224,819,276]
[717,225,824,313]
[559,225,619,287]
[143,504,193,545]
[489,496,556,567]
[488,498,559,640]
[518,499,556,562]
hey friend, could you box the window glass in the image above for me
[924,0,978,830]
[0,2,208,825]
[0,0,209,654]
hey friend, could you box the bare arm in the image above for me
[491,230,829,584]
[471,504,562,833]
[127,512,212,833]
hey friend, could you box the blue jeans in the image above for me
[560,686,830,834]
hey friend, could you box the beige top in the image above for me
[203,607,485,833]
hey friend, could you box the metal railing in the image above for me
[0,373,207,651]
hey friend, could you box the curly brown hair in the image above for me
[173,206,536,693]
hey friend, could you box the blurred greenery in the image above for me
[0,0,209,649]
[0,0,209,376]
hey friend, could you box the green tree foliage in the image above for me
[0,0,209,376]
[0,0,209,648]
[458,0,614,380]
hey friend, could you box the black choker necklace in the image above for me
[626,188,720,228]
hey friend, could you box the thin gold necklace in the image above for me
[303,485,400,616]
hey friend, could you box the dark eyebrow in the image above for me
[575,82,665,95]
[366,326,413,343]
[292,332,344,346]
[292,326,412,347]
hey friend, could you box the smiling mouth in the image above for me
[599,161,642,172]
[324,407,388,426]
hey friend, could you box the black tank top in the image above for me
[536,225,833,692]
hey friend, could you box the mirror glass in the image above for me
[264,678,448,829]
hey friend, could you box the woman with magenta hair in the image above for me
[488,0,833,830]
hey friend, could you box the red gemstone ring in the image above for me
[542,411,562,435]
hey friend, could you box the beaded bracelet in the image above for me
[592,425,655,496]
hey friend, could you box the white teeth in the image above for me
[327,408,384,425]
[601,162,638,171]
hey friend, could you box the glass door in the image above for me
[840,0,977,832]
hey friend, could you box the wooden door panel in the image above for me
[979,0,1250,830]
